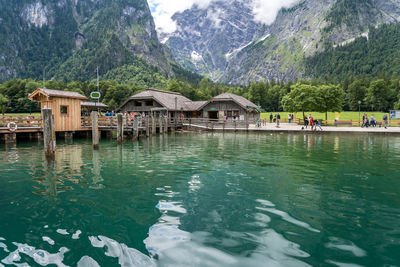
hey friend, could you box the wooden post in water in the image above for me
[146,117,150,137]
[42,108,56,158]
[91,111,99,149]
[245,114,249,132]
[165,116,168,133]
[159,117,163,134]
[152,114,156,135]
[5,133,17,144]
[117,113,123,145]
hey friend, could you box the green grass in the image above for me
[261,111,396,121]
[3,113,41,116]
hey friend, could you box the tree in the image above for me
[316,84,345,120]
[0,94,9,115]
[347,78,369,110]
[364,79,396,111]
[281,83,318,118]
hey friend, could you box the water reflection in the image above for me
[0,133,400,266]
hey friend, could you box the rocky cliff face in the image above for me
[0,0,174,82]
[162,0,400,84]
[163,0,267,81]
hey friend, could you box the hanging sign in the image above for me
[90,92,101,100]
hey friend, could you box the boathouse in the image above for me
[118,88,207,118]
[202,93,260,121]
[28,88,107,132]
[118,88,260,120]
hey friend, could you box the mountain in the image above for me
[161,0,400,84]
[0,0,201,85]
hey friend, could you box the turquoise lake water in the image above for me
[0,133,399,266]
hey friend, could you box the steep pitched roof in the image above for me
[29,88,88,100]
[125,88,192,111]
[212,93,258,109]
[184,101,208,111]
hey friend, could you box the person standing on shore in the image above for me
[304,116,309,129]
[383,114,389,129]
[276,113,281,128]
[270,113,273,123]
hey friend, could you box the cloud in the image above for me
[148,0,214,34]
[251,0,300,25]
[148,0,301,34]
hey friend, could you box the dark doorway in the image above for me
[208,111,218,119]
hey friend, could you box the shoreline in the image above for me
[185,123,400,135]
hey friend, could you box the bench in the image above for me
[334,121,352,126]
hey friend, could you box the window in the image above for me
[60,106,68,115]
[145,100,153,106]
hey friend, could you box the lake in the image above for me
[0,133,399,266]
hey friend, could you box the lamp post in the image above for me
[358,100,362,126]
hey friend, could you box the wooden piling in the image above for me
[91,111,99,149]
[164,117,168,133]
[5,133,17,144]
[117,113,123,145]
[42,108,56,158]
[152,115,156,135]
[159,117,163,134]
[146,117,150,137]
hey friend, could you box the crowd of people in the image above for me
[303,114,323,131]
[361,113,389,129]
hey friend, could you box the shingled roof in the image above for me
[212,93,258,109]
[81,101,108,108]
[29,88,88,100]
[120,89,258,112]
[125,88,193,111]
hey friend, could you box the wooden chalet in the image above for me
[118,88,207,118]
[202,93,260,121]
[118,88,260,121]
[28,88,107,132]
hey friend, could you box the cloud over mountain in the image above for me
[148,0,301,34]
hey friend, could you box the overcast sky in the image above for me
[148,0,300,34]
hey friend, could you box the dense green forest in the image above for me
[324,0,375,32]
[1,74,400,115]
[306,24,400,81]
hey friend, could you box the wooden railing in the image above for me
[0,115,42,130]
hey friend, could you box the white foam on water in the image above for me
[144,224,191,255]
[1,242,69,267]
[44,225,49,229]
[255,199,276,207]
[0,241,9,253]
[56,229,69,235]
[325,237,367,258]
[88,235,155,267]
[42,236,55,245]
[72,230,82,240]
[77,256,100,267]
[143,200,311,267]
[156,201,187,214]
[256,207,320,233]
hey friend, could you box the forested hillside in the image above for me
[0,0,201,85]
[306,24,400,81]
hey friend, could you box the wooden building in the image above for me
[201,93,260,121]
[29,88,107,132]
[118,88,207,118]
[29,88,87,132]
[118,88,260,120]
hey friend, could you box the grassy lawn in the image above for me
[261,111,395,122]
[2,113,41,117]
